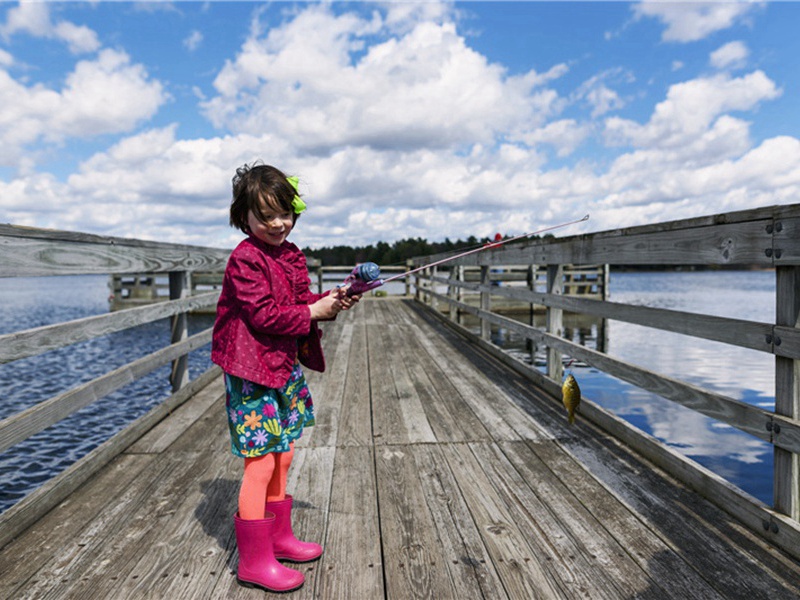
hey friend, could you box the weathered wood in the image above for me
[774,265,800,520]
[413,444,507,599]
[0,329,213,454]
[0,224,230,277]
[169,270,191,392]
[441,442,563,599]
[0,367,222,550]
[546,264,564,382]
[431,276,777,356]
[375,444,459,599]
[2,299,800,599]
[416,300,800,562]
[429,290,800,453]
[0,291,218,365]
[316,445,384,599]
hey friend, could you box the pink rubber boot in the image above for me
[234,512,305,592]
[266,495,323,562]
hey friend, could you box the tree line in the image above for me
[303,237,481,267]
[303,233,554,267]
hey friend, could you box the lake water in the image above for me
[0,270,778,514]
[485,269,776,506]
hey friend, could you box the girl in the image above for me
[211,163,359,593]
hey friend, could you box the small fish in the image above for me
[562,374,581,425]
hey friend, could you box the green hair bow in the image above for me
[287,176,307,214]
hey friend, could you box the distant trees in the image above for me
[303,233,550,266]
[303,236,479,267]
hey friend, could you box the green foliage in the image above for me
[304,235,494,266]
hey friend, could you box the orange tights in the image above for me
[238,443,295,520]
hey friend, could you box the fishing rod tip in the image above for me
[581,214,590,221]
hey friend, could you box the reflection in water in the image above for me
[468,270,776,505]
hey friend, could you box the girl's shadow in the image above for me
[195,478,239,572]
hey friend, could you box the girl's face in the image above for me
[247,195,293,246]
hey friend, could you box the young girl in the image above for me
[212,163,359,593]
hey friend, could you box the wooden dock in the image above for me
[2,299,798,599]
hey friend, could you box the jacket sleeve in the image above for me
[292,250,330,306]
[228,250,312,337]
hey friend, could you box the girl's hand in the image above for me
[309,294,342,320]
[334,286,362,310]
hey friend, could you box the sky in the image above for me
[1,0,799,251]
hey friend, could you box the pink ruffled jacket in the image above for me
[211,237,329,388]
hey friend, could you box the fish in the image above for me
[562,374,581,425]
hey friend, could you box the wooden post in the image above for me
[480,265,491,341]
[447,266,458,322]
[546,264,564,383]
[775,265,800,520]
[527,264,537,364]
[598,264,610,354]
[169,271,190,392]
[457,265,464,325]
[431,265,439,312]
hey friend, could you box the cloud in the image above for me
[710,40,749,70]
[1,1,798,251]
[573,68,632,118]
[0,49,169,167]
[0,0,100,53]
[202,5,569,154]
[605,71,781,153]
[633,1,761,42]
[184,30,203,52]
[517,120,592,158]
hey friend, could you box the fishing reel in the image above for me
[341,262,384,296]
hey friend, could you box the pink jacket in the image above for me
[211,237,329,388]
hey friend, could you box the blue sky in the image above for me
[1,1,799,250]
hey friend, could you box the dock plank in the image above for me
[2,298,799,599]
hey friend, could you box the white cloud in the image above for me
[710,40,749,70]
[605,71,781,152]
[0,49,168,167]
[203,6,569,154]
[517,119,592,158]
[1,2,799,251]
[0,1,100,54]
[184,30,203,52]
[634,1,761,43]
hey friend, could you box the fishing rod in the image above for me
[341,213,590,296]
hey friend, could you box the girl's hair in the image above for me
[229,162,302,232]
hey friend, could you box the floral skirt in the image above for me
[224,363,315,458]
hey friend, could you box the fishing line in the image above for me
[342,214,590,296]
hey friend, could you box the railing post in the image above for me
[169,271,190,392]
[480,265,491,341]
[527,264,537,364]
[405,260,412,297]
[431,265,439,312]
[598,264,610,354]
[546,264,564,382]
[447,266,458,322]
[775,265,800,520]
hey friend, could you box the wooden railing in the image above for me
[409,204,800,556]
[0,224,232,547]
[107,263,408,311]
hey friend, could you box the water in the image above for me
[485,269,777,506]
[0,275,214,514]
[0,270,779,514]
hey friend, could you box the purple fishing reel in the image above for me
[341,262,384,296]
